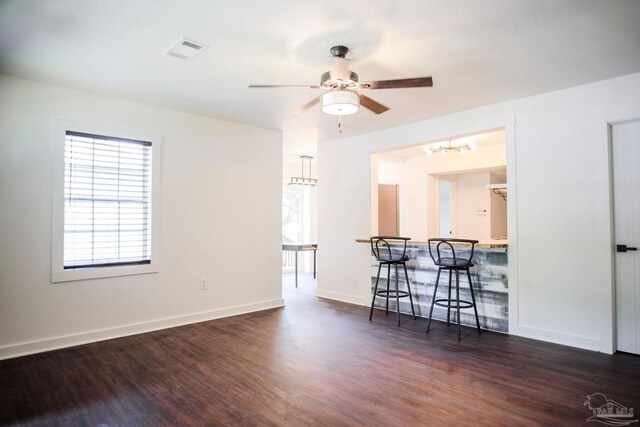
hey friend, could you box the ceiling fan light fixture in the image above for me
[249,45,433,126]
[321,89,360,115]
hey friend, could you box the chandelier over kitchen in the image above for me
[423,139,477,155]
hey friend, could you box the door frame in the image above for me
[608,117,640,353]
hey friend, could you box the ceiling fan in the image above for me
[249,45,433,117]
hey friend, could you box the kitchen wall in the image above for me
[318,72,640,353]
[0,75,283,359]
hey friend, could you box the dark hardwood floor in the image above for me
[1,274,639,426]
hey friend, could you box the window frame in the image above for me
[52,120,162,283]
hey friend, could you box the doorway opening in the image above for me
[282,154,318,294]
[432,166,507,241]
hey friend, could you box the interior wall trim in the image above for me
[316,289,369,307]
[0,298,285,361]
[517,325,603,353]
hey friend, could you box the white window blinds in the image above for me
[64,131,152,269]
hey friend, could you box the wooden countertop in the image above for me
[355,238,508,249]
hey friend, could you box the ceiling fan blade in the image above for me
[359,94,389,115]
[249,84,321,89]
[294,96,321,114]
[359,77,433,90]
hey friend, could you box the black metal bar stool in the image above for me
[426,238,481,340]
[368,236,416,326]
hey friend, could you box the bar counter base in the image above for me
[361,241,509,333]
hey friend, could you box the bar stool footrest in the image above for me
[434,298,474,309]
[375,290,410,298]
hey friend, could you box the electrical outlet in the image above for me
[199,278,207,290]
[352,279,357,289]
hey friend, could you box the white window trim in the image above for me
[52,119,162,283]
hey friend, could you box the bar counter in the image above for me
[357,238,509,333]
[355,239,507,248]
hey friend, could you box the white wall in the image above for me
[318,72,640,353]
[0,75,283,359]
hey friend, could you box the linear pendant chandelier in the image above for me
[289,155,317,186]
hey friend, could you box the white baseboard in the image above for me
[517,325,603,352]
[316,289,368,306]
[0,298,285,360]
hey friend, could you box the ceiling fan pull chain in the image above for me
[338,115,342,133]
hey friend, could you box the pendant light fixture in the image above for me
[289,155,317,186]
[423,139,477,155]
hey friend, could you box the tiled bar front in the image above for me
[365,242,508,333]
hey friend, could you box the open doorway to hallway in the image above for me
[283,154,318,293]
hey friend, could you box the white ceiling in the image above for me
[1,0,639,155]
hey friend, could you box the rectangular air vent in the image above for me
[164,38,208,61]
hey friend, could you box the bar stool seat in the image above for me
[437,257,473,267]
[426,238,482,340]
[368,236,416,326]
[376,254,410,262]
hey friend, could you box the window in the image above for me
[52,121,161,282]
[282,185,316,273]
[282,186,304,243]
[64,131,152,269]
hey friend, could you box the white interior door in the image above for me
[612,119,640,354]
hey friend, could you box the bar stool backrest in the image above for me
[370,236,410,261]
[427,238,479,267]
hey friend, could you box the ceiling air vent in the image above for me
[164,38,208,60]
